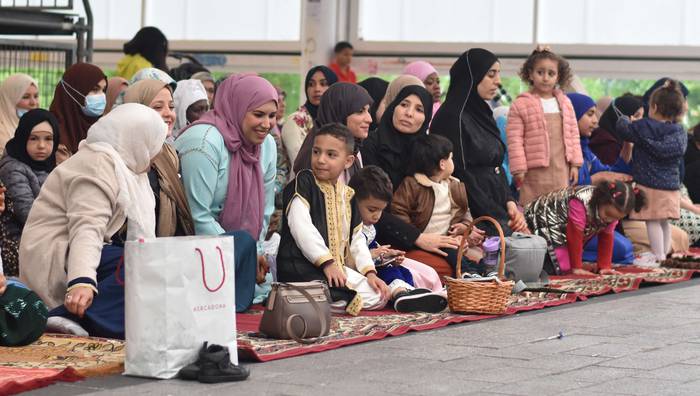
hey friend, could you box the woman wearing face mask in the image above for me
[175,74,278,313]
[281,66,338,167]
[0,109,59,277]
[49,63,108,155]
[122,79,194,238]
[0,74,40,151]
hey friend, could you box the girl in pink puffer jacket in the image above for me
[507,46,583,206]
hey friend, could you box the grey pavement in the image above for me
[23,278,700,396]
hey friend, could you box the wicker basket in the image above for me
[444,216,514,315]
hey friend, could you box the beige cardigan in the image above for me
[19,149,127,309]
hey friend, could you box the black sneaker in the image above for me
[179,342,207,381]
[197,344,250,383]
[394,288,447,313]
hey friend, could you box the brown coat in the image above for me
[391,173,471,233]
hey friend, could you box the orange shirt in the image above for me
[329,62,357,84]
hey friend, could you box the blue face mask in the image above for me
[81,93,106,117]
[16,108,28,118]
[60,79,106,118]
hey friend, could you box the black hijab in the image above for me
[6,109,59,172]
[598,95,643,139]
[431,48,501,171]
[358,77,389,130]
[303,66,338,121]
[293,83,373,174]
[123,26,169,72]
[363,85,432,189]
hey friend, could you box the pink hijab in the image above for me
[402,61,438,83]
[184,74,278,238]
[403,60,442,117]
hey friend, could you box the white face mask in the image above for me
[16,108,28,118]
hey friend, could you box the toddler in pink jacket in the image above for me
[507,46,583,206]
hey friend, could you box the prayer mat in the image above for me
[236,290,580,362]
[4,266,697,393]
[549,265,699,296]
[0,333,125,395]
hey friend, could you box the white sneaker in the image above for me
[634,252,660,267]
[46,316,89,336]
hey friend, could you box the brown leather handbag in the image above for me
[259,281,332,344]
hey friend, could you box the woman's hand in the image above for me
[0,274,6,295]
[65,287,95,318]
[415,233,461,257]
[507,201,529,233]
[256,255,269,284]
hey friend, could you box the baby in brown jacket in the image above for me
[391,134,486,275]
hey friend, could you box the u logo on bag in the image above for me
[195,246,226,293]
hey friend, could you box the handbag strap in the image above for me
[278,282,329,344]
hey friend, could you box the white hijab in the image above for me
[80,103,167,240]
[173,79,208,137]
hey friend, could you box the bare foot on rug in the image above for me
[571,268,596,276]
[598,269,622,276]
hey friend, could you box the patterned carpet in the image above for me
[0,334,124,395]
[1,265,697,394]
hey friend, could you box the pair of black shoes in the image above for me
[179,342,250,383]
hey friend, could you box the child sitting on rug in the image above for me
[348,166,447,313]
[524,181,646,276]
[276,123,390,315]
[391,134,487,276]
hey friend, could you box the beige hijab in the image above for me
[122,79,195,237]
[123,79,170,106]
[0,73,37,149]
[375,75,424,122]
[81,103,167,240]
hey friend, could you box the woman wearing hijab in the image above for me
[403,61,442,116]
[122,80,194,238]
[375,75,424,123]
[19,104,167,338]
[172,79,209,138]
[0,109,58,276]
[175,74,278,312]
[104,77,128,115]
[117,26,169,80]
[362,85,433,189]
[431,48,529,236]
[191,71,216,105]
[0,73,39,151]
[49,63,108,155]
[588,94,644,166]
[292,82,373,183]
[358,77,389,131]
[281,66,338,166]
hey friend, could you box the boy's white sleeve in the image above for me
[288,196,334,267]
[350,225,376,275]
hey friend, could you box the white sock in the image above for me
[646,220,666,261]
[46,316,89,337]
[662,220,671,257]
